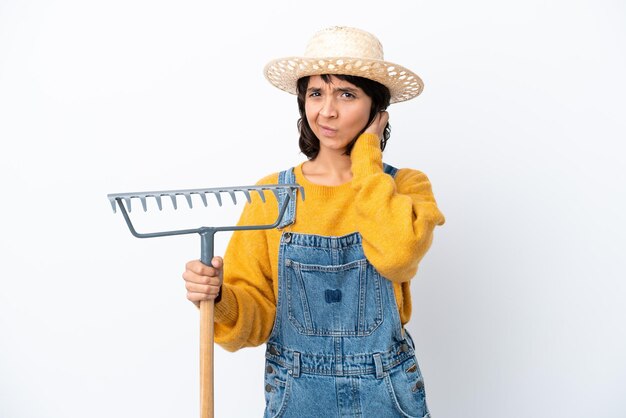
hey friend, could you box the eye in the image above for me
[340,91,356,99]
[308,90,321,98]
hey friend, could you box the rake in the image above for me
[108,183,304,418]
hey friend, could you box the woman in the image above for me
[183,26,444,417]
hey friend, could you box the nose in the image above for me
[319,97,337,118]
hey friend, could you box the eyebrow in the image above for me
[306,86,361,94]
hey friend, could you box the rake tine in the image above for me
[170,194,178,210]
[140,196,148,212]
[199,192,208,207]
[271,188,281,201]
[110,199,117,213]
[212,191,222,206]
[227,190,236,205]
[124,197,132,213]
[155,195,163,211]
[256,189,266,203]
[242,189,251,203]
[183,193,193,209]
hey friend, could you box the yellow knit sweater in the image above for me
[214,134,445,352]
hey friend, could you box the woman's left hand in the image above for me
[364,110,389,139]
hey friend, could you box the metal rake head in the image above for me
[107,183,304,240]
[107,184,304,213]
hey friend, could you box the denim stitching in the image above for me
[285,259,383,337]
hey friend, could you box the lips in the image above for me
[318,124,337,137]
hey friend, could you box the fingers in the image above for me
[183,257,224,305]
[186,285,221,305]
[364,111,389,137]
[184,279,221,303]
[185,279,221,292]
[183,269,221,286]
[210,256,223,270]
[185,257,223,278]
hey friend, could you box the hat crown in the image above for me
[303,26,384,60]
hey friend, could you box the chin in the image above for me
[320,138,350,149]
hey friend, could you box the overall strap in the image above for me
[383,163,398,178]
[277,167,297,228]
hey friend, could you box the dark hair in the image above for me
[296,74,391,159]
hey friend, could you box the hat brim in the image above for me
[264,56,424,104]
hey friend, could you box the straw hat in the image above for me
[264,26,424,103]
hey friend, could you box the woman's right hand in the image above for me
[182,257,224,308]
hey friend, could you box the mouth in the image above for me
[318,124,338,137]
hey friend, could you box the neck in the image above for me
[302,149,352,186]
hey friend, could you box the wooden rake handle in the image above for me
[199,231,216,418]
[200,299,214,418]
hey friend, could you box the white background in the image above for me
[1,1,625,417]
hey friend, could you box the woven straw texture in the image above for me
[264,27,423,103]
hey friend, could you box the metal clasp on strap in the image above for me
[293,352,301,378]
[373,353,384,379]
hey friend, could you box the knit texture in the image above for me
[213,133,445,352]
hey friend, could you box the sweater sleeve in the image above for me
[351,133,445,283]
[212,177,278,352]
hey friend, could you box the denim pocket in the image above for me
[263,359,292,418]
[383,358,429,418]
[285,258,383,336]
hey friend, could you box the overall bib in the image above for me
[263,165,430,418]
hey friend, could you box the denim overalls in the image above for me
[263,165,430,418]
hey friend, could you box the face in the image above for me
[304,75,372,154]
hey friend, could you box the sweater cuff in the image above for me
[213,284,238,326]
[351,133,384,179]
